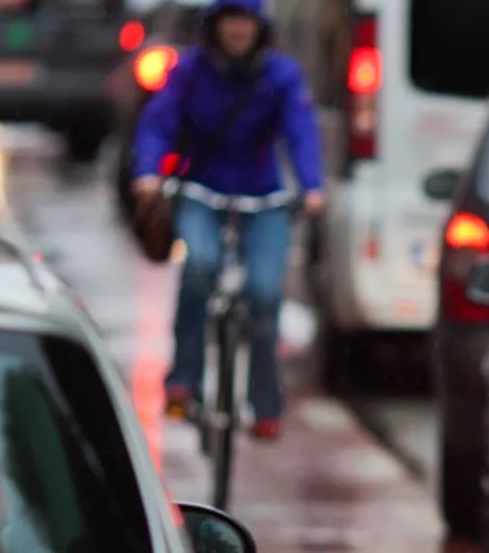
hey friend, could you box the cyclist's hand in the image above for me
[133,175,161,198]
[305,190,327,217]
[132,175,161,215]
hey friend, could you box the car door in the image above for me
[0,328,185,553]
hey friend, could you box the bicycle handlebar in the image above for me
[161,178,305,216]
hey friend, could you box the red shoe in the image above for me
[165,388,191,421]
[250,419,281,441]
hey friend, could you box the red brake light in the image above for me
[442,212,489,323]
[348,48,382,94]
[120,21,145,52]
[446,213,489,250]
[348,16,380,160]
[134,46,179,92]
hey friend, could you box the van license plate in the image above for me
[409,240,439,273]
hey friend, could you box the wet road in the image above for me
[0,125,463,553]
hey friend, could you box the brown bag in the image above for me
[132,73,259,264]
[133,187,180,263]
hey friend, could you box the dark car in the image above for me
[109,0,210,218]
[0,0,143,159]
[431,122,489,543]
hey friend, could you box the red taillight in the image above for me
[134,46,179,92]
[348,16,380,160]
[119,21,145,52]
[446,212,489,250]
[349,48,382,95]
[442,212,489,323]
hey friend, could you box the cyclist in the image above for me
[132,0,326,441]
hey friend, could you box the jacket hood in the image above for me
[203,0,272,52]
[205,0,267,21]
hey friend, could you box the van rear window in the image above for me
[411,0,489,98]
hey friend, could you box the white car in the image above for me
[271,0,489,386]
[0,232,256,553]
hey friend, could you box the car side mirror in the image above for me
[467,258,489,306]
[423,169,462,201]
[177,503,257,553]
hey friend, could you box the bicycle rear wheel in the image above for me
[210,311,239,511]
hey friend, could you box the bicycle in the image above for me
[186,189,303,512]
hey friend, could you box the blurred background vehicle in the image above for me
[0,0,142,160]
[109,0,212,219]
[270,0,489,390]
[433,119,489,542]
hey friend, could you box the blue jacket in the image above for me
[132,0,325,196]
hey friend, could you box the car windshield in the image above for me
[0,330,154,553]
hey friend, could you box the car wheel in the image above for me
[441,436,482,542]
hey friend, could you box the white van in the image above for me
[271,0,489,385]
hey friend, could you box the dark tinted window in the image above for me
[411,0,489,98]
[0,331,153,553]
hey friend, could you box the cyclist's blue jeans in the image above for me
[165,197,290,420]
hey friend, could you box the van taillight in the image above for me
[441,212,489,323]
[348,16,381,159]
[349,48,382,94]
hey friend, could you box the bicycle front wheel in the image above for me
[210,311,239,511]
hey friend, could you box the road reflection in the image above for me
[131,259,182,477]
[131,266,166,476]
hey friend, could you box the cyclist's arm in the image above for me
[280,63,326,193]
[131,62,188,181]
